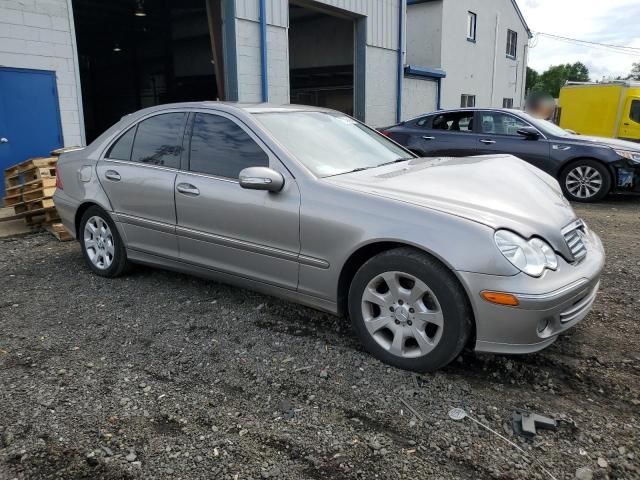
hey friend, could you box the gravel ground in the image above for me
[1,197,639,480]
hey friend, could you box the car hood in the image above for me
[560,134,640,151]
[324,155,577,254]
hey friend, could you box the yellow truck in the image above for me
[558,81,640,142]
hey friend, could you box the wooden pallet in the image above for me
[46,222,73,241]
[2,156,67,241]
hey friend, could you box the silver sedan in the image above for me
[54,103,605,371]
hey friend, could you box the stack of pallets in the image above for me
[3,156,72,241]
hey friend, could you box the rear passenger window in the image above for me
[131,113,186,168]
[189,113,269,179]
[106,126,136,160]
[416,117,430,127]
[432,112,474,132]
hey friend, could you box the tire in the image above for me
[348,247,472,372]
[560,159,611,203]
[79,206,129,277]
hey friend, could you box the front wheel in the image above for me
[348,248,472,372]
[560,160,611,202]
[79,206,130,277]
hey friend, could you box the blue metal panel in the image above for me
[0,67,63,201]
[259,0,269,102]
[404,65,447,78]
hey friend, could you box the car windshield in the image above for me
[519,113,571,137]
[254,111,412,177]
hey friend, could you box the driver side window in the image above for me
[189,113,269,179]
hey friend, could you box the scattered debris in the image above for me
[448,408,559,480]
[512,411,558,439]
[400,398,424,421]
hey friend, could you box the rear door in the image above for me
[0,68,63,201]
[97,112,187,258]
[475,111,550,170]
[175,111,300,289]
[415,111,481,157]
[619,97,640,141]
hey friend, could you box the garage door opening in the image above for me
[288,2,355,116]
[72,0,219,142]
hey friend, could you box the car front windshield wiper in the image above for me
[375,157,414,168]
[326,167,370,177]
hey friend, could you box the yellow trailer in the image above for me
[558,81,640,142]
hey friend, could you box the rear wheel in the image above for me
[560,159,611,202]
[79,206,129,277]
[348,248,472,372]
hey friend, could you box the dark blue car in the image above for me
[382,108,640,202]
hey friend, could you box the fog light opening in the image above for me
[480,291,520,307]
[537,318,550,334]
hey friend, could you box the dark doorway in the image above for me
[288,2,354,116]
[73,0,218,142]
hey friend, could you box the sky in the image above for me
[518,0,640,80]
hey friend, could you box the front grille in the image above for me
[563,220,587,262]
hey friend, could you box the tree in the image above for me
[528,62,591,98]
[628,62,640,81]
[526,67,539,93]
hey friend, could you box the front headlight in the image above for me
[494,230,558,277]
[614,149,640,163]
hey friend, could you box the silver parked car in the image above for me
[54,103,605,371]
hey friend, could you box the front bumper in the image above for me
[458,228,605,354]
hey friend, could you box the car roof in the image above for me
[405,107,525,122]
[121,101,336,118]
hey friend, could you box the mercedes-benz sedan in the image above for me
[54,103,605,371]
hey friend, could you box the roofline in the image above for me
[511,0,533,39]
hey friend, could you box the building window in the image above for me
[506,29,518,58]
[503,98,514,108]
[461,94,476,108]
[467,12,477,42]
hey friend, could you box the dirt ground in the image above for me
[1,196,639,480]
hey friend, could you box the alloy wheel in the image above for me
[360,271,444,358]
[565,165,603,199]
[84,216,115,270]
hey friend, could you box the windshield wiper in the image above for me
[376,157,414,168]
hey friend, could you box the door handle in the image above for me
[421,136,436,140]
[624,122,630,126]
[104,170,121,181]
[480,139,496,144]
[176,183,200,196]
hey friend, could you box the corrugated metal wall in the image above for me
[234,0,400,50]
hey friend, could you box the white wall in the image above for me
[402,77,437,120]
[406,1,442,68]
[439,0,528,109]
[0,0,84,146]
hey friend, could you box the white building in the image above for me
[406,0,532,110]
[0,0,530,198]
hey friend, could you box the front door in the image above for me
[96,112,187,258]
[0,68,63,201]
[475,111,551,171]
[175,111,300,289]
[619,97,640,141]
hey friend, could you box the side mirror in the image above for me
[239,166,284,193]
[517,126,541,140]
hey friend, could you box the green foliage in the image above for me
[526,62,591,98]
[525,67,539,93]
[628,62,640,81]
